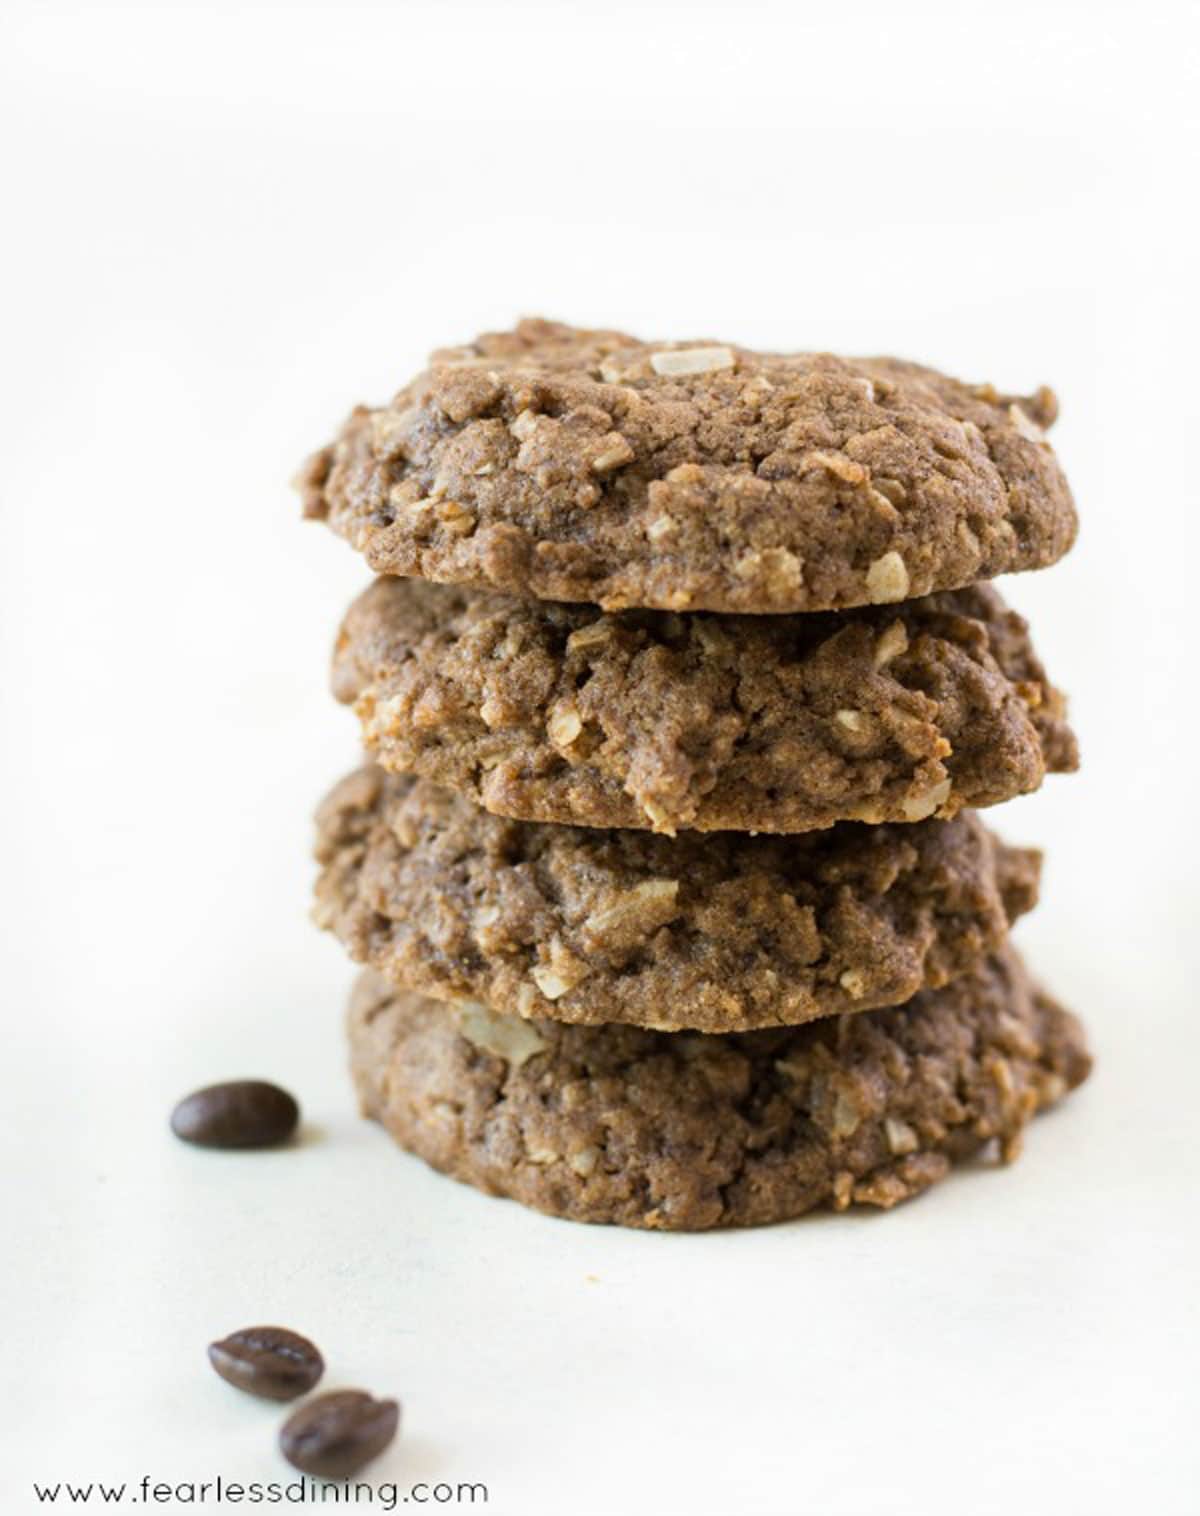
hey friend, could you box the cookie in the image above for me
[298,318,1077,614]
[314,767,1039,1033]
[347,947,1090,1230]
[334,577,1077,835]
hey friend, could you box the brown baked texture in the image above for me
[347,948,1091,1230]
[298,318,1077,614]
[333,576,1077,835]
[314,767,1040,1033]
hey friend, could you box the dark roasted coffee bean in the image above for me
[279,1390,400,1479]
[208,1326,324,1401]
[170,1081,299,1149]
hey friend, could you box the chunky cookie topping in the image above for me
[299,318,1077,613]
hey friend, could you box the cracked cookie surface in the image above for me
[347,948,1091,1230]
[315,767,1040,1032]
[334,577,1076,834]
[299,318,1077,614]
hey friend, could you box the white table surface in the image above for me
[4,4,1198,1512]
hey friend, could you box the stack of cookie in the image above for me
[299,319,1091,1231]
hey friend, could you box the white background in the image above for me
[3,3,1198,1513]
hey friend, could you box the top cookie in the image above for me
[298,318,1077,614]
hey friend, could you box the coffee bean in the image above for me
[279,1390,400,1479]
[208,1326,324,1401]
[170,1081,299,1149]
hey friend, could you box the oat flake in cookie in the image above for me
[347,948,1091,1230]
[298,318,1077,614]
[314,767,1041,1034]
[334,577,1077,835]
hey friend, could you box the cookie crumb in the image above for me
[866,551,911,604]
[456,1001,548,1067]
[873,620,910,668]
[901,777,952,821]
[649,346,735,377]
[646,514,678,542]
[590,435,636,473]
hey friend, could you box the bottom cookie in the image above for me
[348,949,1090,1231]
